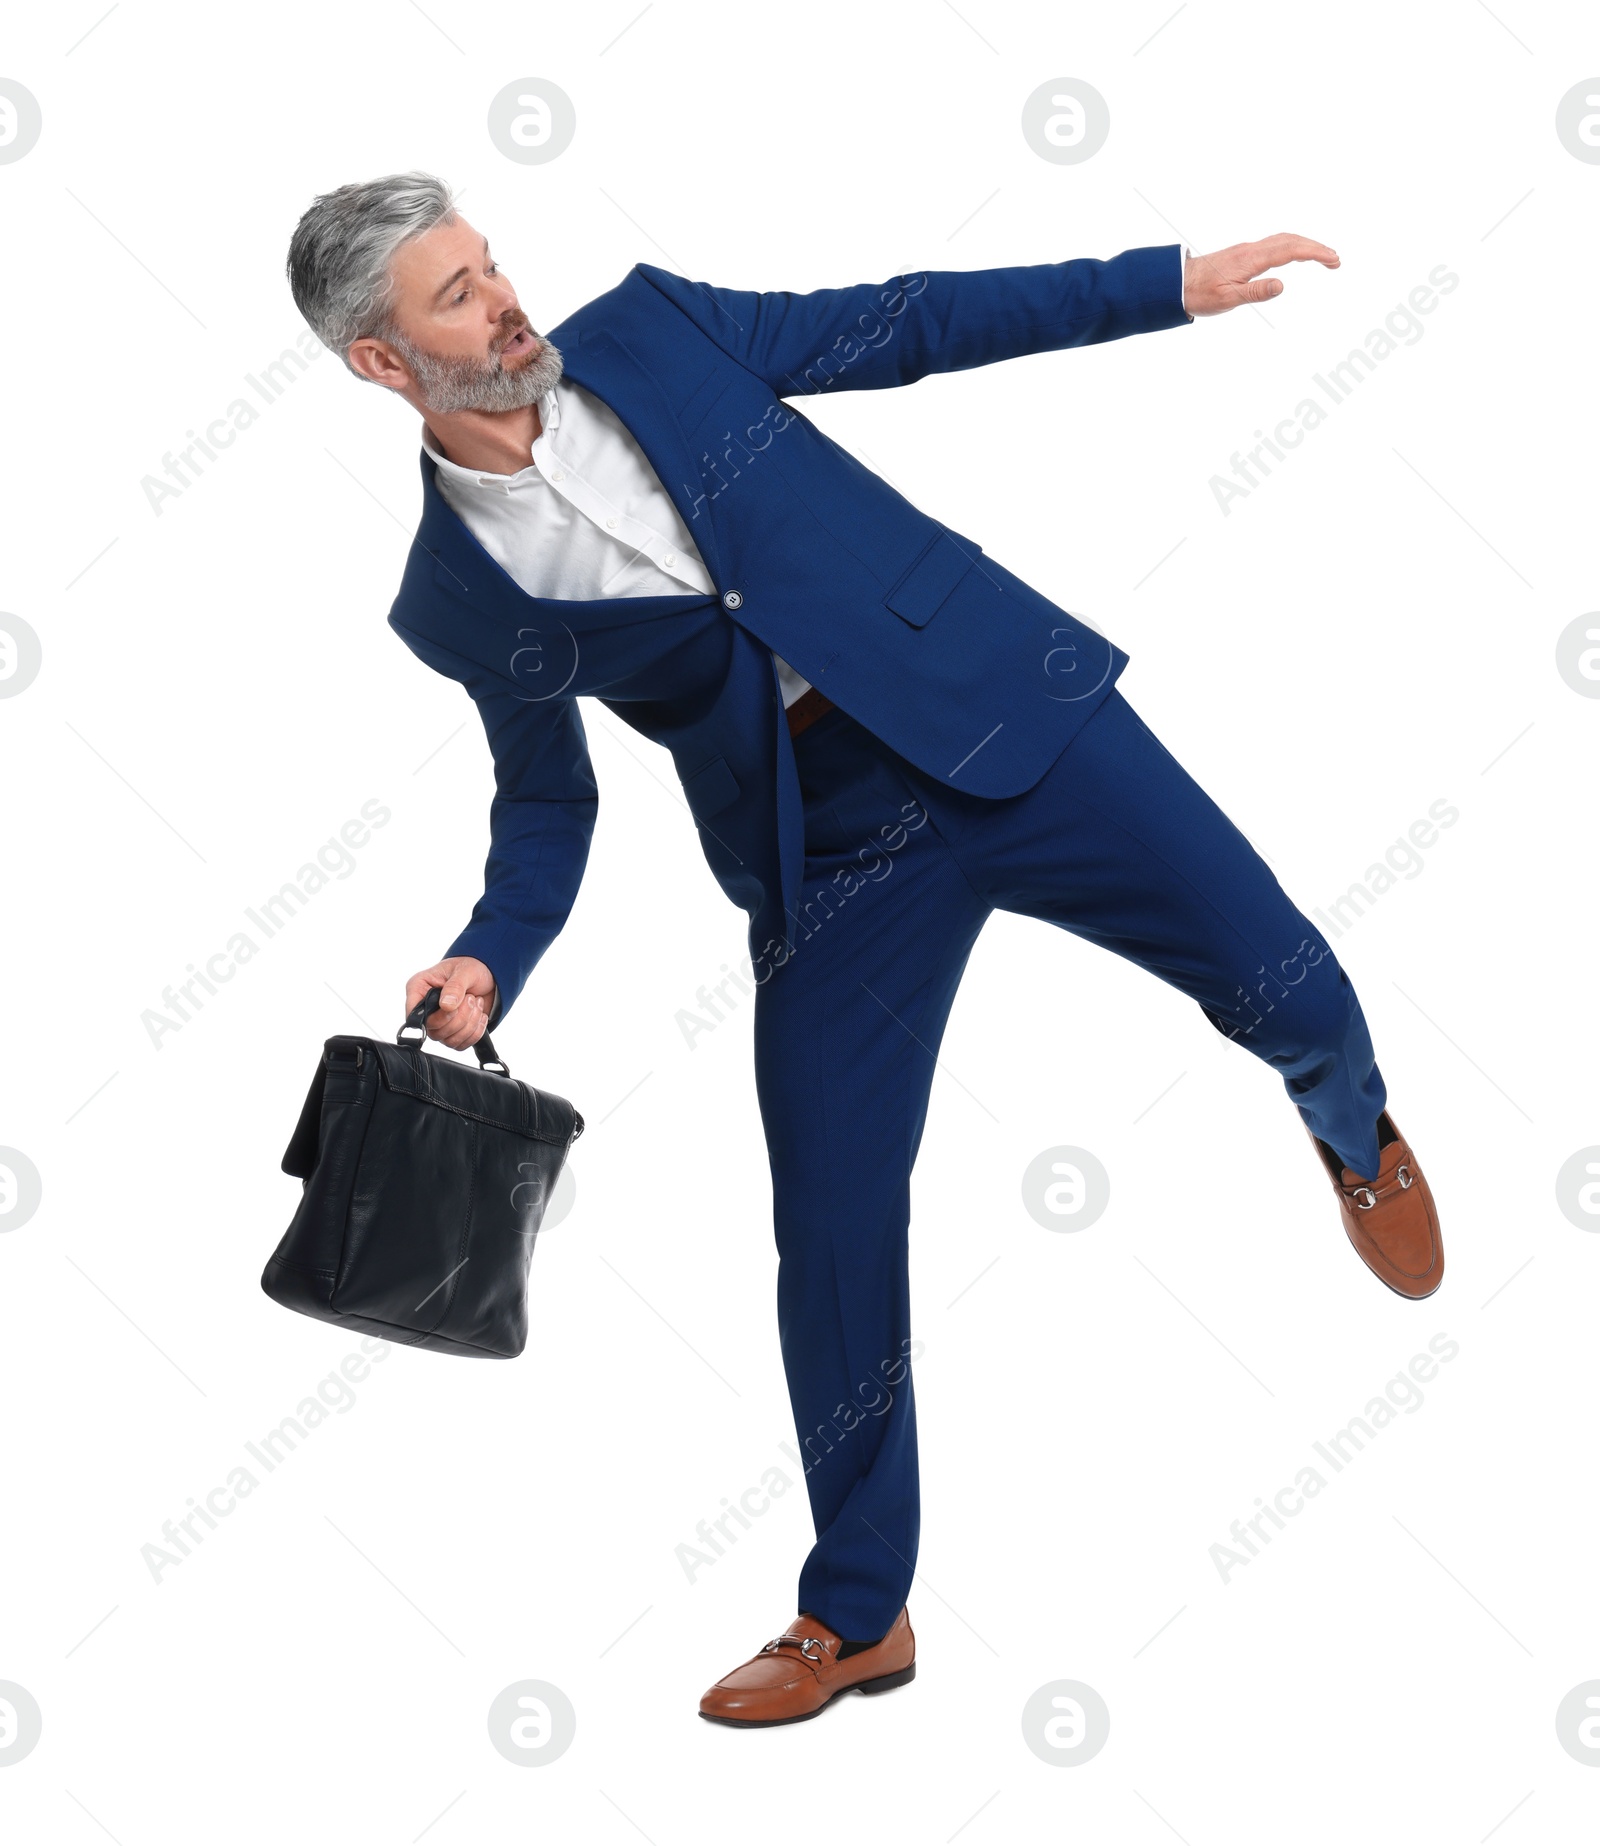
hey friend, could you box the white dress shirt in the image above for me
[422,380,813,707]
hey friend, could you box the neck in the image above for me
[422,398,544,476]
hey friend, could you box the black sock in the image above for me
[797,1610,885,1660]
[837,1636,882,1659]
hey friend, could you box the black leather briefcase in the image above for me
[261,988,583,1358]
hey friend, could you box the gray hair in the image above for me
[287,171,458,375]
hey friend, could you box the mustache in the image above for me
[494,312,535,354]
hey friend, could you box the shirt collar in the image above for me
[420,385,560,488]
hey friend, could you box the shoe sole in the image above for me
[699,1662,916,1727]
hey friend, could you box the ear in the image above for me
[346,335,408,391]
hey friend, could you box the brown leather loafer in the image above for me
[1309,1111,1442,1298]
[699,1607,916,1726]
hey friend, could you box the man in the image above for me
[287,172,1442,1727]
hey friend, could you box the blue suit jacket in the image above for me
[387,243,1191,1022]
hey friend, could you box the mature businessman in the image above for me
[288,173,1443,1726]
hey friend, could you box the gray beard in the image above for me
[394,328,565,414]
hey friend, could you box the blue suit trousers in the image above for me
[752,690,1386,1642]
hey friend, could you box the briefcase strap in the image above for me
[399,986,510,1077]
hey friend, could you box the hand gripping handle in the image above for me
[397,985,510,1076]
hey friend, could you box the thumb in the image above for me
[406,963,451,1012]
[1244,277,1284,302]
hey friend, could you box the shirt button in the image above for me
[722,589,744,610]
[605,517,618,529]
[663,551,676,566]
[551,469,565,482]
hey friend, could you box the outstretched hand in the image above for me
[1183,234,1340,317]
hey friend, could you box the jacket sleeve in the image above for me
[635,244,1191,398]
[391,620,597,1029]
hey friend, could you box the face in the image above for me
[365,213,564,413]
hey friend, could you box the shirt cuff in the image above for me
[1179,244,1194,322]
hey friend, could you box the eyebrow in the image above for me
[430,235,490,308]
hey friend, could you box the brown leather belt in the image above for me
[786,687,836,738]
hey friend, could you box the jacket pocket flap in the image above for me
[678,366,740,430]
[681,754,740,819]
[885,531,981,627]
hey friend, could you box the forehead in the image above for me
[390,214,487,301]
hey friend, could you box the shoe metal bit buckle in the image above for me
[761,1634,828,1661]
[1353,1186,1378,1210]
[1397,1164,1414,1189]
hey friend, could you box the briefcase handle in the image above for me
[398,986,511,1077]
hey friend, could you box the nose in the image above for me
[487,279,520,327]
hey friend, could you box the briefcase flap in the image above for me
[281,1055,331,1179]
[368,1040,580,1147]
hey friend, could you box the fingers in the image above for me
[403,956,497,1050]
[437,957,489,1020]
[1188,234,1340,315]
[1251,232,1340,273]
[429,992,488,1049]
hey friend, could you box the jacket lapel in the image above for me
[556,325,726,586]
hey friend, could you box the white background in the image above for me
[2,0,1596,1838]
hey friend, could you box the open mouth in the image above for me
[498,327,537,360]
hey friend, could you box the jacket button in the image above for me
[721,589,744,610]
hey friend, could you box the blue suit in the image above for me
[388,244,1388,1642]
[389,244,1189,1007]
